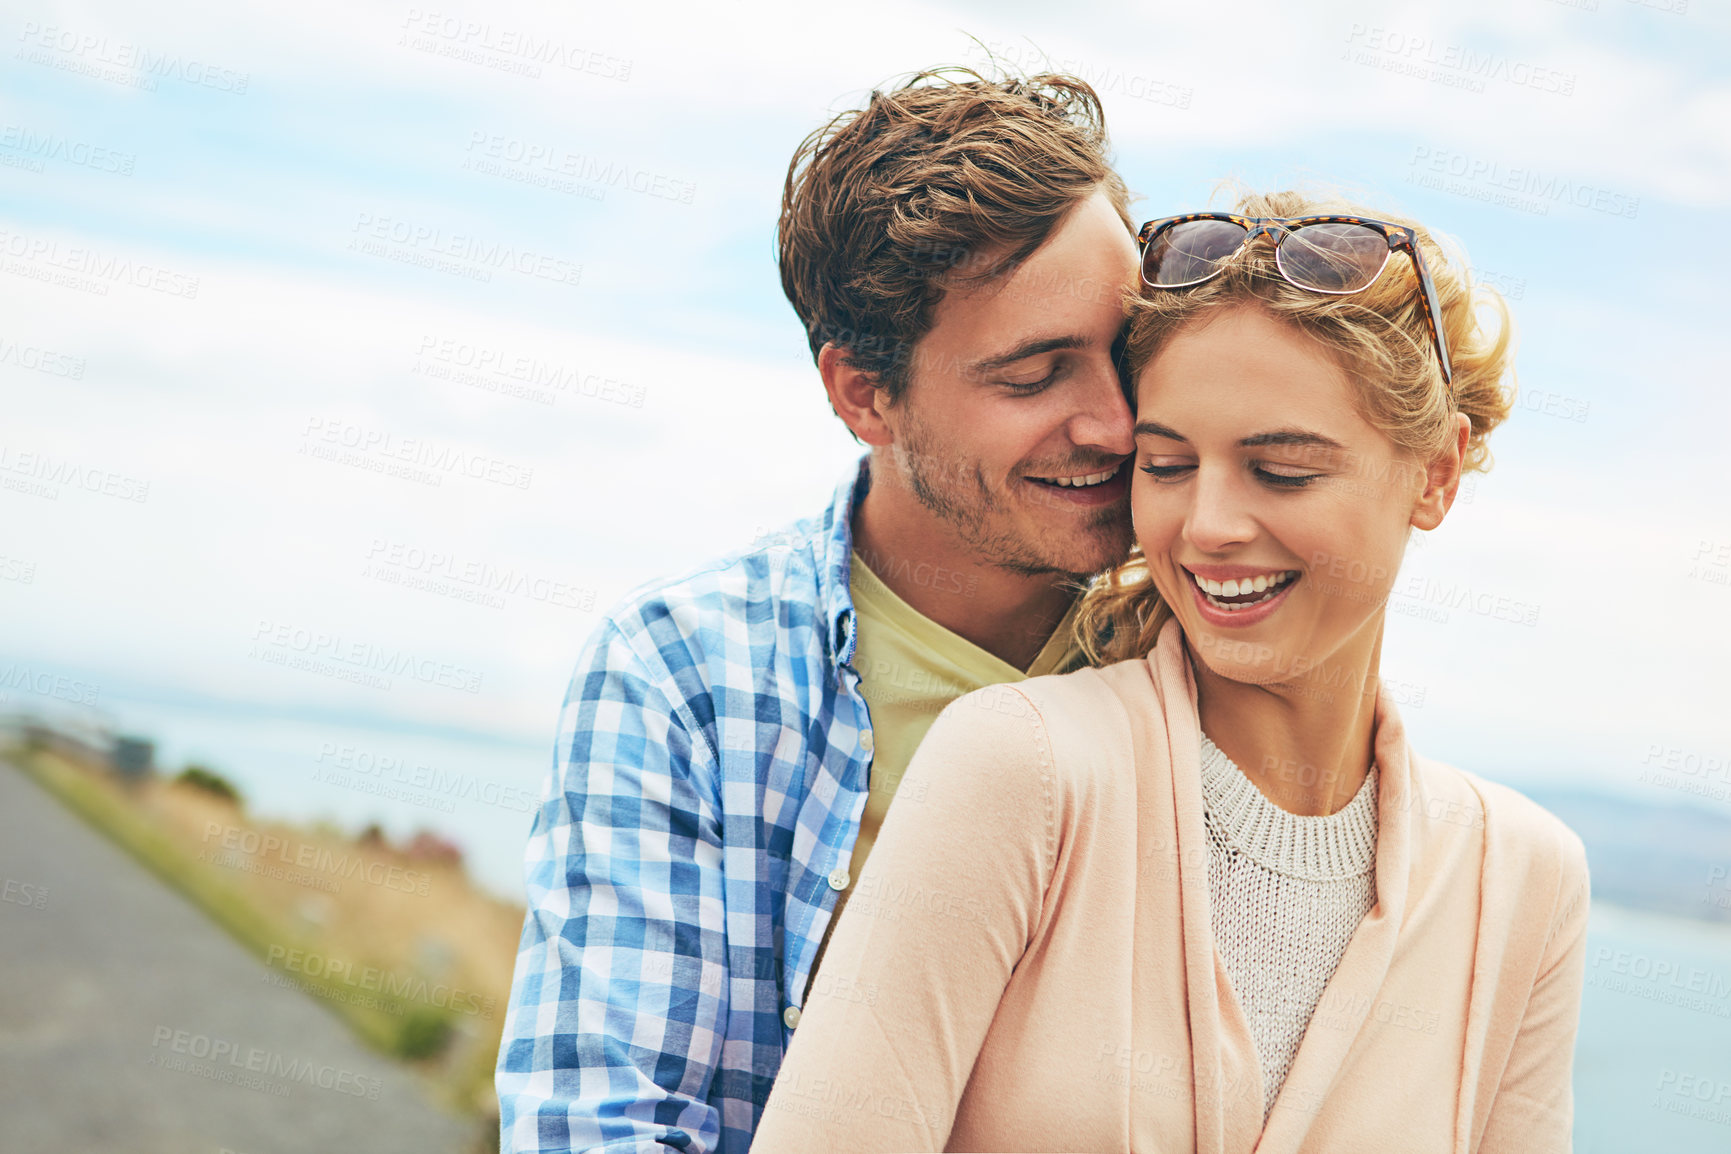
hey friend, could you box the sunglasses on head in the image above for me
[1135,212,1454,388]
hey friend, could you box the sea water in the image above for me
[1575,902,1731,1152]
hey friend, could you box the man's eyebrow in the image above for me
[968,335,1088,374]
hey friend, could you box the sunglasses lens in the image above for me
[1143,219,1251,286]
[1278,223,1391,292]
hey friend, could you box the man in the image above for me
[496,65,1141,1154]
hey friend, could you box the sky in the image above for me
[2,0,1728,898]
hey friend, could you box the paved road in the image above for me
[0,758,482,1154]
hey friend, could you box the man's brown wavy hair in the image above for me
[778,66,1133,405]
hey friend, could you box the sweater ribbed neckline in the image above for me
[1198,733,1378,883]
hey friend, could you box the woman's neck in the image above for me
[1190,629,1383,817]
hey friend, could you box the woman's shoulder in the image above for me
[1026,653,1152,699]
[980,659,1149,746]
[897,665,1149,871]
[934,660,1152,784]
[1409,755,1591,908]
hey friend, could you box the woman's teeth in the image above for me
[1192,570,1297,611]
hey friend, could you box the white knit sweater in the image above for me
[1198,733,1379,1121]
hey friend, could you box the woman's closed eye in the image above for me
[1256,464,1326,488]
[1138,459,1327,487]
[1139,461,1193,482]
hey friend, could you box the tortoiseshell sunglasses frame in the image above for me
[1136,212,1454,388]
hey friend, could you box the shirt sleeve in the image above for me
[749,686,1059,1154]
[497,617,729,1154]
[1477,828,1591,1154]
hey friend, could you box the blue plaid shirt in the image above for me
[498,456,879,1153]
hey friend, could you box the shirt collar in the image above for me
[816,453,871,668]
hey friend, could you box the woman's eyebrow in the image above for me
[1133,419,1185,441]
[1132,423,1348,451]
[1240,430,1348,450]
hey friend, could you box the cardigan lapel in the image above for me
[1149,623,1266,1154]
[1121,640,1203,1154]
[1131,623,1423,1154]
[1251,682,1416,1153]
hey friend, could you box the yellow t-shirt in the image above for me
[812,550,1085,975]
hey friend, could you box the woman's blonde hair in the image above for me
[1074,186,1517,667]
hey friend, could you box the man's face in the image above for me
[879,189,1140,579]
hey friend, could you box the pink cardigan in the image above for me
[750,621,1590,1153]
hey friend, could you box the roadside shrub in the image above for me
[395,1009,454,1060]
[176,764,242,806]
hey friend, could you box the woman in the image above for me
[749,190,1590,1154]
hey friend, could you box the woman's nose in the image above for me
[1183,468,1257,554]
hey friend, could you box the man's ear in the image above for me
[1411,412,1472,531]
[819,343,894,446]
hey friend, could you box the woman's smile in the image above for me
[1182,564,1301,627]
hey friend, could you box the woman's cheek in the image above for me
[1130,482,1180,556]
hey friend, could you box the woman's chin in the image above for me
[1193,656,1298,689]
[1179,618,1337,690]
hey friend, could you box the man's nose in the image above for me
[1066,362,1134,457]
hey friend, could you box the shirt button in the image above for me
[860,730,874,753]
[828,867,850,891]
[783,1005,801,1029]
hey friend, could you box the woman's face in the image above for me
[1131,304,1455,690]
